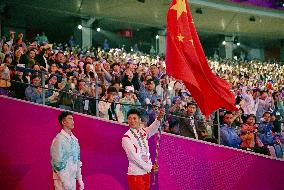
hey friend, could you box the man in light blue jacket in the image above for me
[50,111,84,190]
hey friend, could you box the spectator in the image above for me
[73,79,93,114]
[256,90,273,122]
[121,86,141,123]
[68,35,76,47]
[111,62,122,81]
[11,70,28,99]
[98,86,124,122]
[0,43,10,62]
[258,112,275,146]
[271,91,284,133]
[55,52,68,72]
[57,77,75,111]
[21,48,37,69]
[138,78,159,106]
[11,46,23,66]
[0,61,11,93]
[103,39,109,50]
[122,69,135,90]
[241,87,260,116]
[174,102,207,139]
[25,75,43,103]
[220,111,242,148]
[240,115,258,150]
[149,64,160,86]
[45,75,59,106]
[35,43,51,71]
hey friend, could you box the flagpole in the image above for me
[152,113,164,186]
[152,88,165,186]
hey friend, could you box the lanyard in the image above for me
[130,129,148,153]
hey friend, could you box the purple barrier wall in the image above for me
[0,96,284,190]
[0,96,132,190]
[158,135,284,190]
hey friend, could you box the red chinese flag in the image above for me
[166,0,237,118]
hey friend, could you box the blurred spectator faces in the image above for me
[2,43,9,53]
[78,80,86,91]
[28,49,36,59]
[103,62,111,71]
[150,64,159,76]
[56,52,65,63]
[223,112,234,125]
[50,63,58,72]
[32,64,40,71]
[31,75,41,86]
[29,41,38,49]
[85,56,93,64]
[186,103,197,115]
[14,47,23,58]
[262,112,271,123]
[145,79,155,91]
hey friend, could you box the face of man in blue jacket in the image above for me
[223,112,234,125]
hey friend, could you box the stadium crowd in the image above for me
[0,31,283,158]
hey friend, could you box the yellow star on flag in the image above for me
[189,39,194,45]
[170,0,187,20]
[177,33,184,42]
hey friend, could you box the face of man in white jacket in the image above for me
[62,115,75,133]
[128,114,142,130]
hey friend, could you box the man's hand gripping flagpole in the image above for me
[152,104,166,186]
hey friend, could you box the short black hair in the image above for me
[111,80,121,86]
[30,74,40,81]
[253,88,260,94]
[245,114,256,122]
[127,109,141,118]
[260,90,267,96]
[145,79,154,85]
[263,111,271,117]
[111,62,120,69]
[107,86,117,93]
[89,71,95,78]
[58,111,73,127]
[223,110,233,116]
[187,101,197,107]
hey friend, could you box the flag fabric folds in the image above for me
[166,0,237,118]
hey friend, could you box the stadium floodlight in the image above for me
[237,42,240,46]
[97,27,101,32]
[222,41,226,45]
[78,25,83,30]
[155,35,159,39]
[131,48,134,52]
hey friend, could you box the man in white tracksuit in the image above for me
[50,111,84,190]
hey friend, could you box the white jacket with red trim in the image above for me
[122,119,160,175]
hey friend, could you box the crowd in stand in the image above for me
[0,31,283,159]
